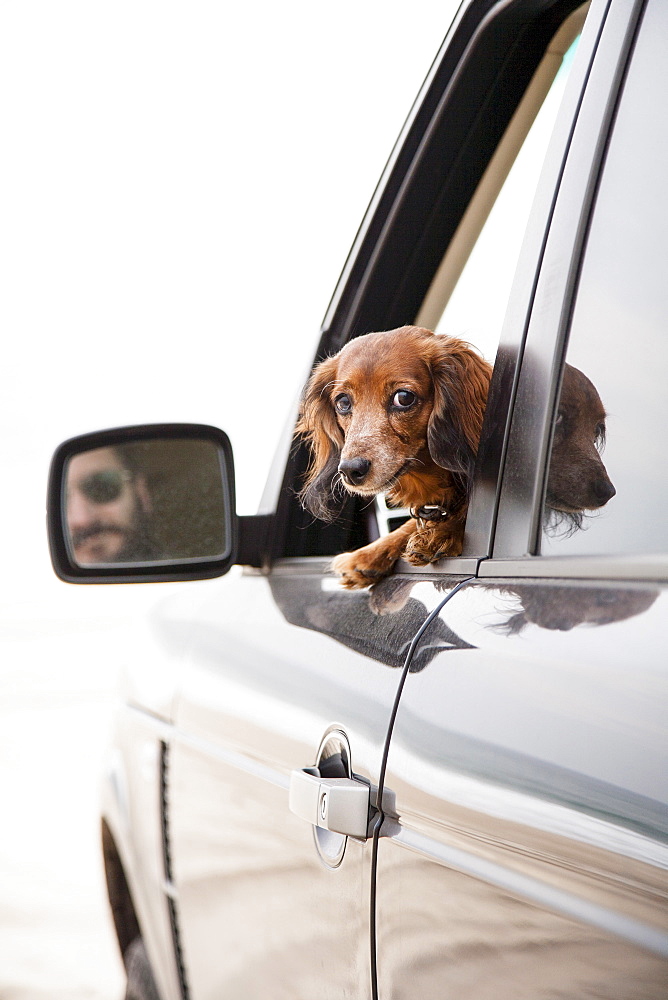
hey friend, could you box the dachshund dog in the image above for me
[545,363,616,534]
[297,326,491,589]
[297,326,615,589]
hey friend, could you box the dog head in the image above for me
[545,363,615,531]
[297,326,491,520]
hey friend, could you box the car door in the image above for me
[375,576,668,997]
[167,568,409,999]
[165,2,619,998]
[374,0,668,996]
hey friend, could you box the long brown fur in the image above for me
[296,326,491,589]
[297,326,615,589]
[297,328,615,588]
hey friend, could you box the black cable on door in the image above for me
[368,576,476,1000]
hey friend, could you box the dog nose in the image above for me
[338,457,371,486]
[593,478,616,504]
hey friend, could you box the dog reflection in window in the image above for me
[545,364,615,536]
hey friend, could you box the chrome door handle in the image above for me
[289,767,371,839]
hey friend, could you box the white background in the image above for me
[0,2,457,996]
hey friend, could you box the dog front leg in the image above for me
[331,518,416,590]
[404,514,466,565]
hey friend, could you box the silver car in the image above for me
[47,0,668,996]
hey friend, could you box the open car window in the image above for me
[283,0,596,562]
[420,7,587,368]
[375,3,589,542]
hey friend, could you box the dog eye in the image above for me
[334,394,352,414]
[391,390,417,410]
[595,422,606,448]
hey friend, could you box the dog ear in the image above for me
[427,338,490,481]
[295,355,345,520]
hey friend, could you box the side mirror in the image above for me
[47,423,237,583]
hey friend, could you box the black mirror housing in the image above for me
[47,423,238,584]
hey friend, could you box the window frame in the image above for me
[485,0,668,582]
[272,0,608,568]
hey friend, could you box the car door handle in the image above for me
[289,767,371,839]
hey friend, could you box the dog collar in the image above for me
[410,503,451,527]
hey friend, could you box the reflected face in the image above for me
[66,447,150,564]
[547,364,616,514]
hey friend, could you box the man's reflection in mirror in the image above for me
[66,446,157,564]
[545,364,616,534]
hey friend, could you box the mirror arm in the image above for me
[237,515,274,569]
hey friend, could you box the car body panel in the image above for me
[102,707,183,1000]
[375,577,668,995]
[166,569,444,998]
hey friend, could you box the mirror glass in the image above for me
[63,437,230,567]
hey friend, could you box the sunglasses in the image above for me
[72,469,133,504]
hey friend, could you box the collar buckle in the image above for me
[410,503,450,527]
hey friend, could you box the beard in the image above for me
[70,510,158,563]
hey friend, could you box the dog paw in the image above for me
[331,547,397,590]
[330,521,414,589]
[404,524,463,565]
[330,553,383,589]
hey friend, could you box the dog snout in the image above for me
[592,476,616,505]
[338,457,371,486]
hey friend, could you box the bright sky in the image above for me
[0,1,458,610]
